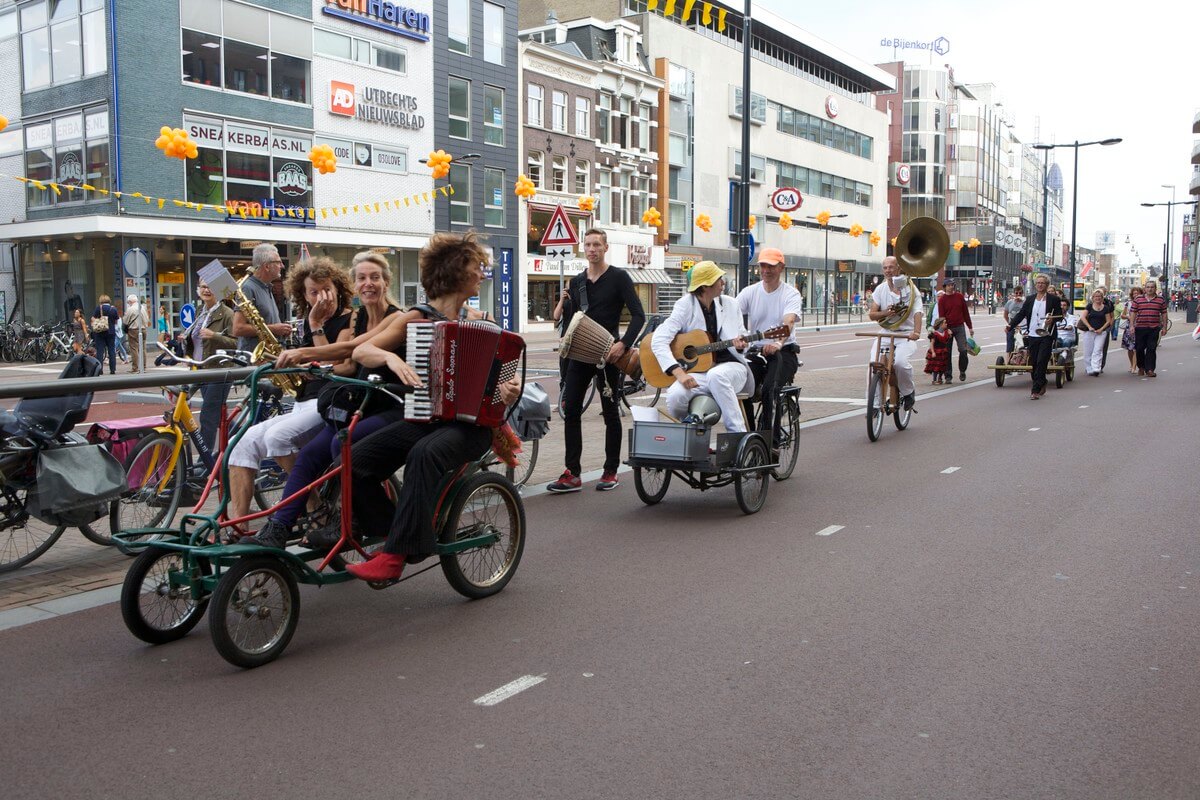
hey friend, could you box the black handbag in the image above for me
[316,365,400,429]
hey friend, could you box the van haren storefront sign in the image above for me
[322,0,430,43]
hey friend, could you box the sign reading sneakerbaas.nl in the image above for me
[322,0,431,43]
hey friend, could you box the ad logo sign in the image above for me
[331,81,356,116]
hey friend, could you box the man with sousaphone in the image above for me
[549,228,645,493]
[866,217,948,411]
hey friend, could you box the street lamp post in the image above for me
[737,0,753,294]
[1140,198,1197,302]
[807,213,847,326]
[1032,138,1122,311]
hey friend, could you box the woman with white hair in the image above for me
[122,294,149,373]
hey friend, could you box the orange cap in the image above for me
[757,247,785,266]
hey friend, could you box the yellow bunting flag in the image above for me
[403,197,410,207]
[157,198,165,209]
[238,208,248,219]
[111,191,120,197]
[717,8,727,31]
[682,0,697,20]
[384,201,391,210]
[423,192,431,203]
[81,183,94,192]
[341,207,348,215]
[374,202,381,213]
[448,185,455,196]
[648,0,658,10]
[353,205,360,213]
[331,208,339,217]
[663,0,676,16]
[308,209,315,219]
[320,208,328,219]
[701,2,712,24]
[49,183,61,196]
[15,176,27,183]
[173,199,185,207]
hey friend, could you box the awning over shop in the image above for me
[624,268,674,285]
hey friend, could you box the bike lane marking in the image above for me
[940,467,960,474]
[814,525,844,537]
[473,674,547,706]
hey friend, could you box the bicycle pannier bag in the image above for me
[512,381,551,441]
[29,443,127,526]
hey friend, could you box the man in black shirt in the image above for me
[549,228,645,493]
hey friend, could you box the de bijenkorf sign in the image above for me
[881,36,950,56]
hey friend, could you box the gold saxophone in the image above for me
[235,275,304,396]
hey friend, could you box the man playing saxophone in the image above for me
[232,243,294,352]
[867,256,923,411]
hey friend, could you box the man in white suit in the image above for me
[651,261,753,432]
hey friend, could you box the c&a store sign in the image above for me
[322,0,430,43]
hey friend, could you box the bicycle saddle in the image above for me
[257,381,283,401]
[2,354,102,439]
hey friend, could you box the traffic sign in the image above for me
[540,204,579,247]
[747,233,756,263]
[770,187,803,213]
[179,303,196,329]
[544,245,573,260]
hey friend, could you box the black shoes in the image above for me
[902,393,915,411]
[243,519,292,549]
[959,370,967,382]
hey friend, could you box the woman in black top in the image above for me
[1006,274,1064,399]
[1079,289,1113,376]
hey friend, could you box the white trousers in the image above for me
[868,338,916,399]
[1080,330,1106,374]
[228,398,323,468]
[664,361,753,433]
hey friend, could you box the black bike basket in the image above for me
[29,444,126,526]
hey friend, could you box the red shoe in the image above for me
[346,552,405,582]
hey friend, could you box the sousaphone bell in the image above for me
[880,216,950,330]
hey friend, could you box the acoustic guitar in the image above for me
[640,325,791,389]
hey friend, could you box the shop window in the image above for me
[449,77,470,140]
[484,168,504,228]
[484,85,504,147]
[449,164,471,224]
[187,148,225,205]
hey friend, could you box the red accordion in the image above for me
[404,320,525,428]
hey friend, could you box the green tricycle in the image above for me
[115,360,526,669]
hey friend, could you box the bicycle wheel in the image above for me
[893,399,912,430]
[209,556,300,669]
[734,436,770,515]
[771,397,800,481]
[625,376,662,407]
[110,433,184,546]
[633,466,671,504]
[505,438,538,487]
[866,371,884,442]
[555,370,598,421]
[0,488,67,573]
[439,472,525,599]
[121,547,211,644]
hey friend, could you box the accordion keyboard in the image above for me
[404,321,436,422]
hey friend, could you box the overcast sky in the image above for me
[753,0,1195,270]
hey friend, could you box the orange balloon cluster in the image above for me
[849,223,864,238]
[695,212,712,232]
[747,215,757,230]
[514,174,536,199]
[816,210,831,226]
[578,195,596,212]
[308,144,337,175]
[642,206,663,228]
[890,237,897,247]
[778,212,793,230]
[0,115,7,133]
[869,232,881,247]
[427,149,453,180]
[968,237,981,248]
[953,240,965,251]
[156,126,198,160]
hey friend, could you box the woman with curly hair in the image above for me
[225,256,355,522]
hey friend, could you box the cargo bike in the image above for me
[987,327,1076,389]
[115,359,526,669]
[624,375,801,516]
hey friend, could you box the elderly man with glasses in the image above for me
[736,248,802,438]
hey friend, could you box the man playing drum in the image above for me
[549,228,645,493]
[736,247,801,438]
[867,256,923,411]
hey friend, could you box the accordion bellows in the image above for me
[405,320,525,428]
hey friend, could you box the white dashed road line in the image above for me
[473,675,547,707]
[940,467,960,474]
[815,525,844,537]
[1029,427,1040,431]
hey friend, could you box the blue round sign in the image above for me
[179,303,195,329]
[747,234,756,263]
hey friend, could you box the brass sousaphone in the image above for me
[880,216,950,330]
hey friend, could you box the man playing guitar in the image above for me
[736,247,801,436]
[867,256,923,411]
[650,261,752,432]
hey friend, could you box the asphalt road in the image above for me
[2,329,1197,799]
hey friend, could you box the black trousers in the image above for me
[1027,335,1054,393]
[350,419,492,558]
[1134,327,1160,372]
[742,348,799,432]
[949,324,970,374]
[561,358,622,476]
[91,331,117,374]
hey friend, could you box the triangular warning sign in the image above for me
[540,204,580,247]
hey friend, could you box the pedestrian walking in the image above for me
[69,308,89,354]
[123,294,149,373]
[1119,286,1143,373]
[1006,273,1063,400]
[1002,287,1024,354]
[1079,289,1113,376]
[935,279,974,381]
[1131,280,1168,377]
[924,317,952,384]
[90,294,120,374]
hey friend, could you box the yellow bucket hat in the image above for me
[687,260,726,292]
